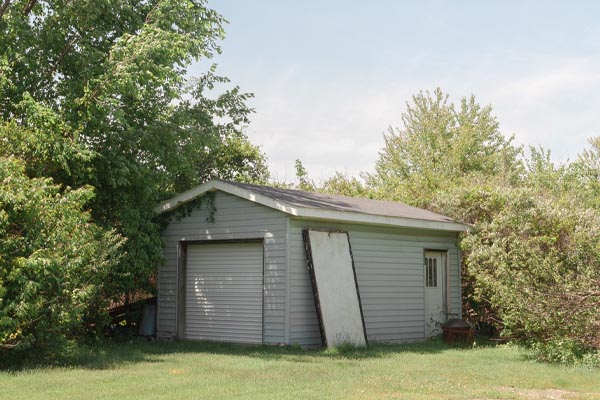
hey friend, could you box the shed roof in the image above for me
[156,180,469,232]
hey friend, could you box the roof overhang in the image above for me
[155,181,470,232]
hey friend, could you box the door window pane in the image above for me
[425,257,437,287]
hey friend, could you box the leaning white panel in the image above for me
[303,229,367,347]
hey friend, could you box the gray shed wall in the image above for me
[289,218,461,347]
[157,191,289,344]
[158,191,462,347]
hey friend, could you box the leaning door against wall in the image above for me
[424,251,447,337]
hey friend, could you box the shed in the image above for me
[156,180,469,347]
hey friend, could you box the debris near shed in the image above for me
[106,297,157,340]
[442,319,474,347]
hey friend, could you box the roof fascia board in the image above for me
[156,181,469,232]
[155,180,300,215]
[154,180,217,213]
[291,208,469,232]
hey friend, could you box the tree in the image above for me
[282,161,372,198]
[0,156,123,355]
[578,136,600,174]
[368,88,522,207]
[293,159,316,192]
[0,0,268,304]
[572,136,600,209]
[320,172,372,198]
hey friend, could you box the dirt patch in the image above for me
[503,388,586,399]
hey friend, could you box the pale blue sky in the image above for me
[190,1,600,182]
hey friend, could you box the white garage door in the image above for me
[185,242,264,344]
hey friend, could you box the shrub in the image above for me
[0,157,123,358]
[437,183,600,357]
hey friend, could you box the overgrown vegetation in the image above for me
[0,157,123,355]
[1,0,597,368]
[298,89,600,364]
[0,0,267,355]
[438,182,600,363]
[367,89,522,207]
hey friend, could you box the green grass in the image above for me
[1,339,599,400]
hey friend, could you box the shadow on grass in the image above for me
[1,336,487,372]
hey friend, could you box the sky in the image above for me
[189,0,600,183]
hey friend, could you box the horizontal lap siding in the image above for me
[448,248,461,318]
[158,192,288,344]
[289,219,460,347]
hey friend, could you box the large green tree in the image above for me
[0,0,268,303]
[368,88,522,207]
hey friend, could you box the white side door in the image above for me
[424,251,446,337]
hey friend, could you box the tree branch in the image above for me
[145,0,163,24]
[0,0,11,20]
[22,0,36,15]
[41,34,79,85]
[82,35,138,105]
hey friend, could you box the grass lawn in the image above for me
[1,339,599,400]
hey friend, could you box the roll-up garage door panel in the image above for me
[185,242,263,344]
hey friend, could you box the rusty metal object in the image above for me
[442,319,474,346]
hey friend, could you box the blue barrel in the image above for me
[139,304,157,337]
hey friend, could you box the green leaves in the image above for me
[0,157,123,352]
[368,88,522,207]
[1,0,268,357]
[436,179,600,357]
[0,95,93,185]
